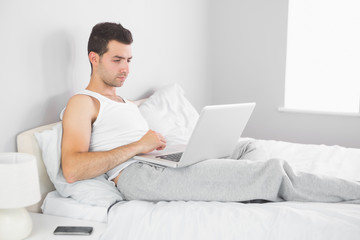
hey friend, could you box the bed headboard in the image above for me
[17,122,59,213]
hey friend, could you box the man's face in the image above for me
[96,40,132,87]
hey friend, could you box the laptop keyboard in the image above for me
[155,152,183,162]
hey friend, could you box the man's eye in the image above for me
[114,60,120,62]
[127,59,132,63]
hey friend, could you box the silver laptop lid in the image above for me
[178,102,256,167]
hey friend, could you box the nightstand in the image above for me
[26,213,107,239]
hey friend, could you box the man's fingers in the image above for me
[140,130,167,153]
[155,132,166,151]
[156,143,166,151]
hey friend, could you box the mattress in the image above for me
[101,200,360,240]
[42,191,360,240]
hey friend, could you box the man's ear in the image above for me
[89,51,99,67]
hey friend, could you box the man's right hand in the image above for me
[137,130,167,154]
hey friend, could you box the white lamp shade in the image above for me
[0,153,41,208]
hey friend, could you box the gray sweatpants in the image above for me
[116,141,360,203]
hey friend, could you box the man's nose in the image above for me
[120,61,129,73]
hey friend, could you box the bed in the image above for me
[17,84,360,239]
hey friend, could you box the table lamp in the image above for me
[0,153,41,240]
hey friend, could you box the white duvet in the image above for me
[99,138,360,240]
[255,139,360,181]
[101,200,360,240]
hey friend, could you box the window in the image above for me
[284,0,360,114]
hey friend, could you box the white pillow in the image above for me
[139,83,199,145]
[35,123,124,207]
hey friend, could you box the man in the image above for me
[62,22,360,203]
[61,22,166,184]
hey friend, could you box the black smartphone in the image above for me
[53,226,93,235]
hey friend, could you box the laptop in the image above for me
[134,102,256,168]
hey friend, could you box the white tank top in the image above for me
[76,90,149,180]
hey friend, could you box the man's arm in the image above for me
[61,95,166,183]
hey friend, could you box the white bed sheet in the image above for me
[102,200,360,240]
[41,191,108,223]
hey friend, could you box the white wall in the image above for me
[0,0,209,152]
[1,0,359,153]
[208,0,360,148]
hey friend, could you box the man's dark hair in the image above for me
[88,22,133,56]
